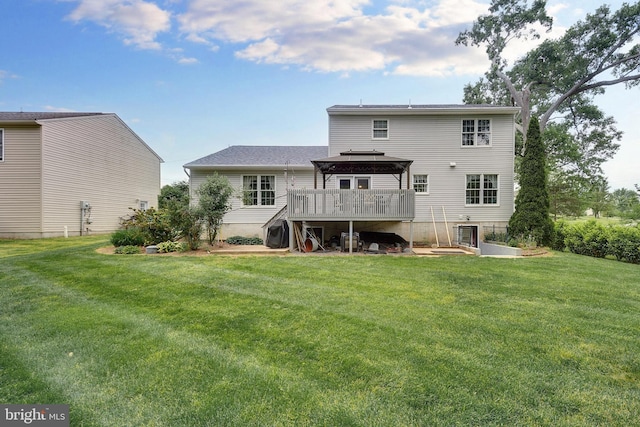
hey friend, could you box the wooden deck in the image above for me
[287,189,415,221]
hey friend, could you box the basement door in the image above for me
[457,225,478,248]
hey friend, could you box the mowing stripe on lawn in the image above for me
[0,261,426,425]
[1,241,639,425]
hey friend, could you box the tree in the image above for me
[158,181,190,210]
[543,96,621,181]
[586,178,611,219]
[548,170,586,219]
[457,0,636,180]
[508,116,554,245]
[170,205,204,250]
[196,173,234,245]
[610,188,640,219]
[457,0,640,142]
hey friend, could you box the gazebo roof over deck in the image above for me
[310,150,413,189]
[311,150,413,175]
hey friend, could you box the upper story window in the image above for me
[243,175,275,206]
[0,129,4,161]
[372,119,388,139]
[462,119,491,146]
[466,174,498,205]
[413,174,429,194]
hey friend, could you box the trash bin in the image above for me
[340,232,360,252]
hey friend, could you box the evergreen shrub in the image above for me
[556,220,640,264]
[564,220,609,258]
[608,225,640,264]
[111,228,146,247]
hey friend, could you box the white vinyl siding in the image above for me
[0,126,43,236]
[328,112,514,224]
[40,115,162,236]
[190,167,316,238]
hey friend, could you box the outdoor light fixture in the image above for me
[449,162,456,167]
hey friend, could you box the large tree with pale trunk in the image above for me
[456,0,639,182]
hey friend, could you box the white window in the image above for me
[372,119,388,139]
[337,176,371,190]
[466,174,498,205]
[355,177,370,189]
[413,174,429,193]
[483,174,498,204]
[243,175,275,206]
[139,200,149,210]
[462,119,491,146]
[0,129,4,161]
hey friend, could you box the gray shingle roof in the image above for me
[326,104,520,115]
[0,112,107,121]
[184,145,328,168]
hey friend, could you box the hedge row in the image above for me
[226,236,264,245]
[553,220,640,264]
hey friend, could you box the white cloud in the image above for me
[67,0,171,50]
[178,0,368,42]
[177,0,495,76]
[178,56,199,64]
[0,70,19,83]
[59,0,585,76]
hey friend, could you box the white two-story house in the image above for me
[184,104,519,251]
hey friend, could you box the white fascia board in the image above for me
[327,106,520,116]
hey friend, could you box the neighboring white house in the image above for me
[184,104,519,248]
[0,112,163,238]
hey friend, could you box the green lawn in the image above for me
[1,236,639,426]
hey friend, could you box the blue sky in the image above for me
[1,0,637,190]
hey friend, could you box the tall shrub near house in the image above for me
[197,173,234,245]
[509,116,554,246]
[120,207,177,245]
[158,181,190,210]
[170,205,204,250]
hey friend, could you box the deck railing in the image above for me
[287,189,415,221]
